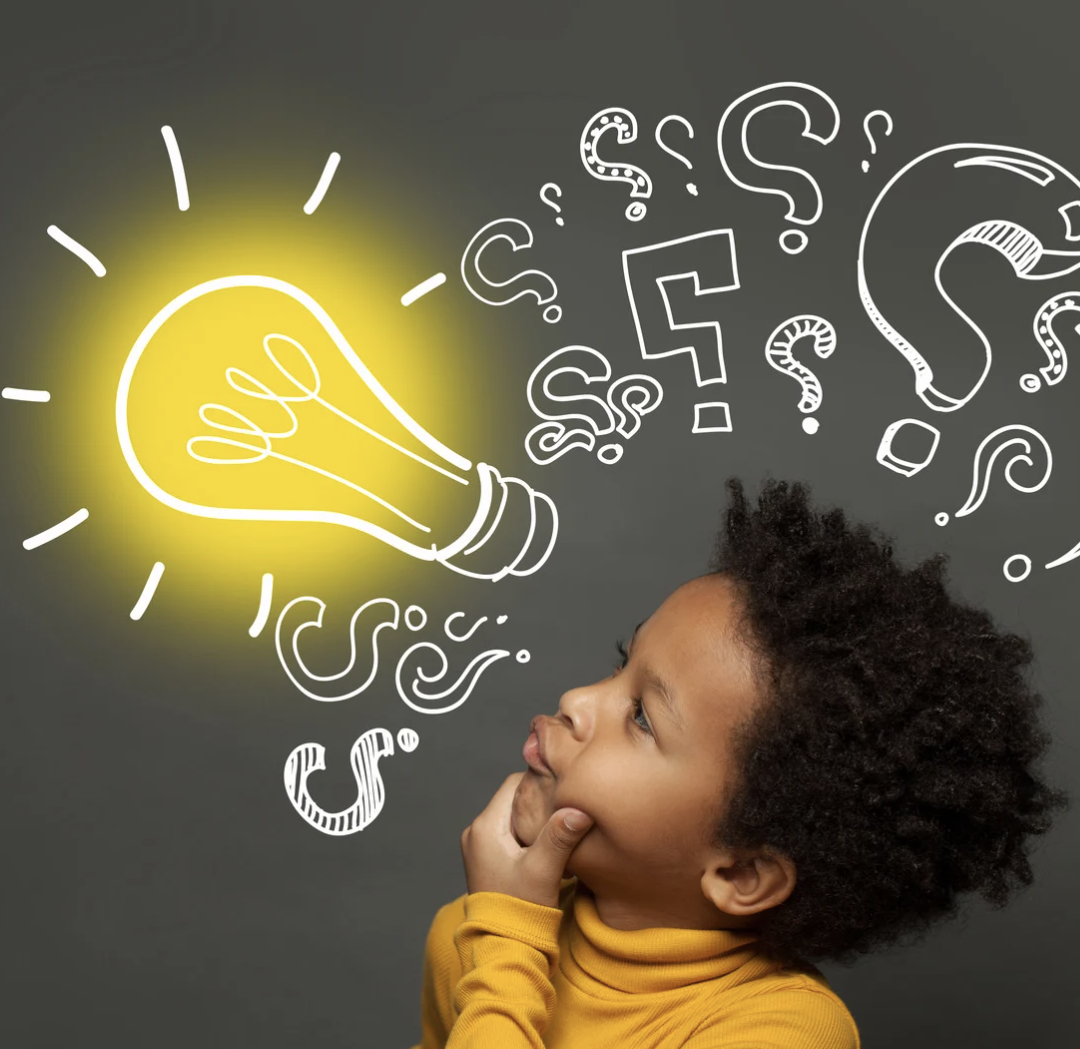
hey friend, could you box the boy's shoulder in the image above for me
[704,967,864,1049]
[702,961,859,1048]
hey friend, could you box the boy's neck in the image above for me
[578,880,757,933]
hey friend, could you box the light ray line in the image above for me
[303,152,341,214]
[401,272,447,306]
[130,561,165,620]
[23,508,89,550]
[2,388,50,402]
[160,126,190,211]
[46,225,106,276]
[249,573,274,638]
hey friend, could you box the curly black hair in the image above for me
[708,477,1069,968]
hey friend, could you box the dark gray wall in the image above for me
[1,2,1076,1046]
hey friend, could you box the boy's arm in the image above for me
[411,898,465,1049]
[444,890,564,1049]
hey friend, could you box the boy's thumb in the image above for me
[540,810,593,860]
[561,810,593,835]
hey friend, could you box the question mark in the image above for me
[931,424,1052,583]
[524,346,663,466]
[525,345,626,465]
[934,423,1052,526]
[606,373,664,440]
[717,81,841,254]
[460,217,561,323]
[764,315,836,434]
[861,110,894,172]
[539,182,564,226]
[580,107,653,221]
[284,727,397,835]
[395,640,518,715]
[275,595,401,702]
[655,115,698,196]
[858,144,1080,413]
[1025,291,1077,392]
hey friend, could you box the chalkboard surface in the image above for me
[1,2,1076,1046]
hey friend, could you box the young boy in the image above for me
[412,478,1067,1048]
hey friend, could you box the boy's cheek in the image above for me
[562,827,606,882]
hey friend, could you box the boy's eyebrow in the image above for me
[627,622,685,732]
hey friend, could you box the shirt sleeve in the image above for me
[444,890,565,1049]
[683,980,860,1049]
[412,898,465,1049]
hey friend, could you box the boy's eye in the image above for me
[613,640,650,734]
[629,696,652,735]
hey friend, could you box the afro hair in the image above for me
[708,477,1069,968]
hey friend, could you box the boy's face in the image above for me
[511,573,764,928]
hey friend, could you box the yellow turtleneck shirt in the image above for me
[411,878,860,1048]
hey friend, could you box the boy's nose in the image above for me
[557,683,601,739]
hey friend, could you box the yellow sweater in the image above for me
[412,878,860,1048]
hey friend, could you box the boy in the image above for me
[412,478,1067,1048]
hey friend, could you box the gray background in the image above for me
[1,1,1077,1046]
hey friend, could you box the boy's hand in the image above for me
[461,772,594,910]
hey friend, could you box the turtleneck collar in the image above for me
[562,882,769,995]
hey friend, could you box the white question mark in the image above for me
[524,346,663,466]
[605,373,664,440]
[580,107,653,221]
[539,182,564,226]
[858,144,1080,414]
[931,424,1052,584]
[861,110,894,172]
[460,217,561,323]
[284,727,397,836]
[282,726,419,836]
[717,82,841,254]
[764,315,836,434]
[1025,291,1077,392]
[395,640,522,715]
[655,115,698,196]
[275,595,401,702]
[525,345,625,465]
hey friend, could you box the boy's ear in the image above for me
[700,848,797,917]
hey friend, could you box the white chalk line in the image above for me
[130,561,165,620]
[47,226,105,276]
[2,388,50,402]
[160,126,189,211]
[401,272,447,306]
[303,152,341,214]
[23,507,89,550]
[249,573,274,638]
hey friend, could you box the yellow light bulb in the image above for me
[115,275,557,580]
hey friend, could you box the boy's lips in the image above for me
[523,717,553,775]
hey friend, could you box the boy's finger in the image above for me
[532,808,593,872]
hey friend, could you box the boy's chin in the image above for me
[510,784,548,848]
[510,806,539,847]
[510,814,532,848]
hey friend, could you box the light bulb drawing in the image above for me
[116,275,558,581]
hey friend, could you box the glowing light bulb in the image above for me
[115,275,557,580]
